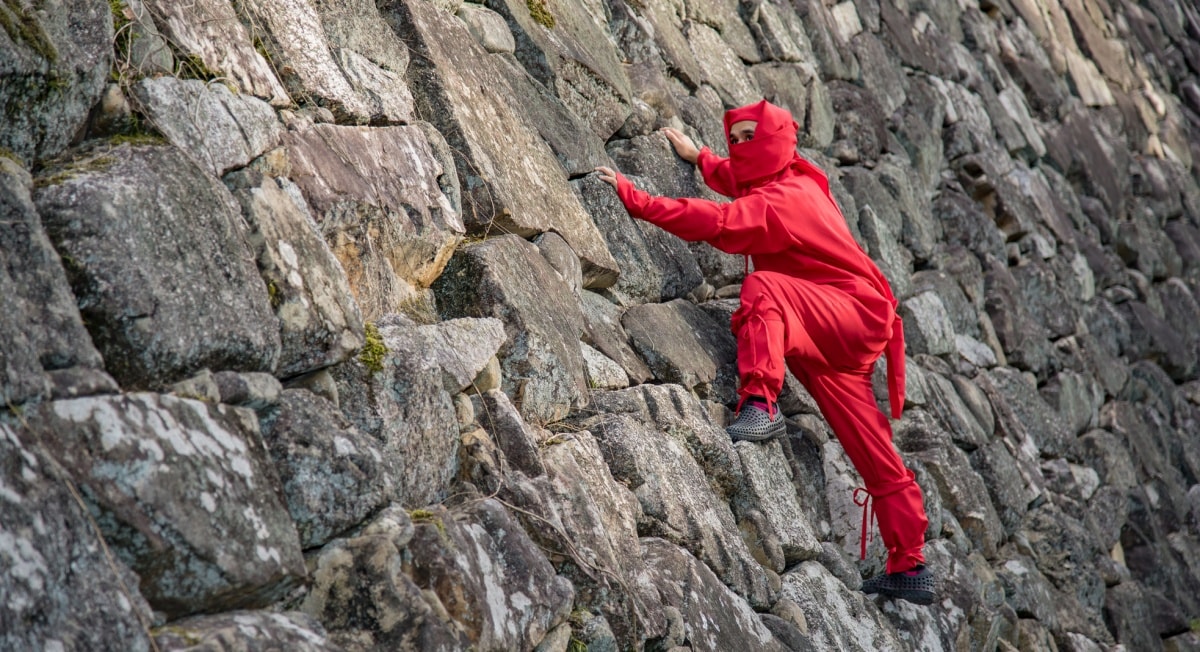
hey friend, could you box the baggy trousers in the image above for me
[733,271,928,573]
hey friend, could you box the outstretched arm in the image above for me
[594,167,794,255]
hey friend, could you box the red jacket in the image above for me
[613,100,906,417]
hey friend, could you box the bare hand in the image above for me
[595,166,619,189]
[661,127,700,164]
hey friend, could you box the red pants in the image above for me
[733,271,928,573]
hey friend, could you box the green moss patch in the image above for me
[527,0,556,28]
[358,322,388,373]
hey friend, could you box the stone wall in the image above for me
[3,0,1200,649]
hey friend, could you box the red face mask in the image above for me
[724,100,800,189]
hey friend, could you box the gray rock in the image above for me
[969,439,1041,536]
[579,291,654,384]
[0,0,111,163]
[876,541,978,652]
[0,422,154,652]
[258,389,396,549]
[502,432,668,648]
[238,0,413,123]
[685,22,763,107]
[141,0,291,104]
[979,367,1074,458]
[641,538,788,652]
[36,144,282,389]
[573,173,703,304]
[28,394,305,618]
[858,204,913,300]
[982,257,1056,377]
[1104,581,1166,652]
[584,386,775,608]
[169,369,222,403]
[225,169,365,379]
[1040,370,1103,437]
[383,0,619,287]
[745,0,811,63]
[484,0,633,139]
[622,299,738,403]
[822,438,887,575]
[924,372,990,451]
[377,314,507,394]
[828,81,889,164]
[582,342,631,390]
[333,345,459,509]
[111,0,174,77]
[457,3,515,53]
[0,158,106,407]
[792,0,860,81]
[471,388,545,478]
[404,500,575,650]
[152,611,340,651]
[780,561,908,651]
[535,231,584,298]
[214,371,283,411]
[851,32,907,116]
[907,427,1005,558]
[901,292,957,357]
[934,191,1007,263]
[733,439,823,564]
[434,235,587,424]
[131,77,284,177]
[280,124,463,322]
[1011,258,1082,340]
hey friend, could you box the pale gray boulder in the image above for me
[280,124,463,322]
[377,314,507,393]
[130,77,284,177]
[978,367,1074,459]
[471,388,545,478]
[780,561,908,651]
[579,290,654,384]
[732,439,823,564]
[153,611,340,652]
[434,235,588,424]
[457,3,516,54]
[141,0,291,104]
[28,393,305,618]
[685,22,763,107]
[0,0,111,163]
[901,292,957,357]
[383,0,619,287]
[582,342,632,390]
[0,422,154,652]
[622,299,738,403]
[258,389,397,549]
[36,144,282,389]
[641,537,789,652]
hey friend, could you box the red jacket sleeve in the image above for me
[696,147,737,198]
[615,174,797,256]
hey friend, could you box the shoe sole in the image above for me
[871,587,934,606]
[727,423,786,442]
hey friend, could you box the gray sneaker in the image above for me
[726,404,786,442]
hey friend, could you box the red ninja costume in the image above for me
[612,100,928,573]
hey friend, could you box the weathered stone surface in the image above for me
[504,432,668,648]
[983,257,1056,376]
[584,386,775,608]
[0,158,107,407]
[1104,581,1166,652]
[403,500,575,651]
[969,439,1041,535]
[470,388,545,478]
[686,22,763,107]
[457,3,515,54]
[0,421,154,652]
[36,144,282,389]
[485,0,633,139]
[281,124,463,321]
[908,434,1004,558]
[225,167,365,379]
[0,0,111,163]
[582,342,631,390]
[901,292,957,357]
[780,561,907,651]
[623,299,737,403]
[384,0,619,286]
[641,537,788,652]
[924,372,990,451]
[131,77,284,177]
[435,235,587,424]
[152,611,339,651]
[733,439,823,563]
[27,394,305,618]
[238,0,413,123]
[258,389,395,549]
[876,541,978,652]
[579,291,654,384]
[982,366,1075,458]
[142,0,291,105]
[377,314,507,394]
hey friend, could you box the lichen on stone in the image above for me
[0,0,59,63]
[358,322,387,373]
[526,0,556,29]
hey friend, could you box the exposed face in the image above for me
[729,120,757,145]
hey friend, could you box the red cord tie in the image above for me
[852,487,874,560]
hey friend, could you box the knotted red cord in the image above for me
[852,487,874,560]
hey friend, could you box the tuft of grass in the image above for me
[358,322,388,373]
[527,0,556,28]
[567,638,587,652]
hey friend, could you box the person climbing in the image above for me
[594,99,934,605]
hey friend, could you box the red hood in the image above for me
[724,100,800,190]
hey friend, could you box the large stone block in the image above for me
[434,235,587,424]
[0,422,154,652]
[382,0,619,287]
[623,299,738,403]
[36,144,281,389]
[780,562,908,651]
[27,394,306,618]
[280,124,463,321]
[0,0,111,163]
